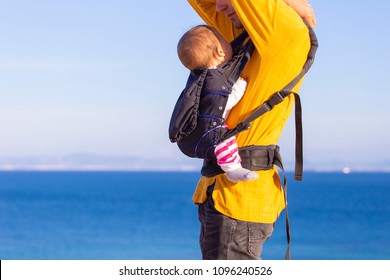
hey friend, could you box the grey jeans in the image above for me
[198,185,274,260]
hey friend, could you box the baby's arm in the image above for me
[225,77,247,112]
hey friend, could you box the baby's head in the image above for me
[177,25,233,71]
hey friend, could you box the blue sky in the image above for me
[0,1,389,171]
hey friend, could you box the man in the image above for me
[188,0,316,259]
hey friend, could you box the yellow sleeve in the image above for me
[232,0,307,58]
[187,0,305,49]
[187,0,241,42]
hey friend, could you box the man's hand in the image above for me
[284,0,317,28]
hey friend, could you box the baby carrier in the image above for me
[169,29,255,160]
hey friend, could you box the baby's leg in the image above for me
[215,137,258,182]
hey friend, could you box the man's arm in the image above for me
[188,0,314,56]
[188,0,316,31]
[187,0,239,42]
[231,0,309,58]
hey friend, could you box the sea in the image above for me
[0,171,389,260]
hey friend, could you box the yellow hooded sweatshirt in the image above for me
[188,0,311,223]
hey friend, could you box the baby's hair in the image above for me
[177,25,221,71]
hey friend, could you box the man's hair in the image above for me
[177,25,220,71]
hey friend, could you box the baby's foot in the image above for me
[226,168,258,183]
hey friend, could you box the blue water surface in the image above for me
[0,171,389,260]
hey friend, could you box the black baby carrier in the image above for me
[169,29,254,160]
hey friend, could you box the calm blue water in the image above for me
[0,171,389,260]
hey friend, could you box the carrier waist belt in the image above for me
[201,145,283,177]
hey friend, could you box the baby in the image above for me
[177,25,258,182]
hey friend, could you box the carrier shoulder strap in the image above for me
[219,22,318,181]
[222,30,255,85]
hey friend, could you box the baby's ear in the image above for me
[216,46,225,57]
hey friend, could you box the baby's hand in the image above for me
[236,77,248,90]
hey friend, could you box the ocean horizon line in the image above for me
[0,153,390,174]
[1,154,389,173]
